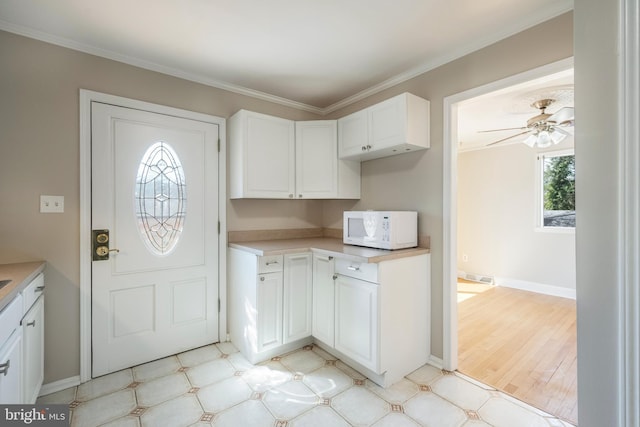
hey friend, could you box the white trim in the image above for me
[0,2,572,116]
[619,0,640,424]
[427,355,444,370]
[79,89,227,383]
[38,376,81,398]
[494,277,576,300]
[442,57,574,372]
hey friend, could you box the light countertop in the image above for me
[229,237,429,263]
[0,261,46,312]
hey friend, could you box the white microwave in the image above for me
[343,211,418,250]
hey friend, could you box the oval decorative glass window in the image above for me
[135,141,186,255]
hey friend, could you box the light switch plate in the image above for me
[40,195,64,213]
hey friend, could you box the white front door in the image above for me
[91,102,219,377]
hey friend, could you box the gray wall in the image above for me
[457,140,576,291]
[0,12,575,387]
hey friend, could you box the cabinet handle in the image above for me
[36,286,45,293]
[298,194,303,198]
[332,274,338,280]
[347,266,360,271]
[27,320,36,327]
[361,146,367,151]
[260,276,265,282]
[265,261,279,266]
[0,360,9,376]
[366,144,372,150]
[328,256,333,260]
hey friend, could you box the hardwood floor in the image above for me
[457,280,578,425]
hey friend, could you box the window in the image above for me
[537,149,575,230]
[135,141,187,255]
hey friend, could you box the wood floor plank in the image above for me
[457,282,577,425]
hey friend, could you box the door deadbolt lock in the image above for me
[92,229,119,261]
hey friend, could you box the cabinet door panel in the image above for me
[283,253,312,343]
[257,272,283,352]
[338,110,367,159]
[312,255,335,346]
[246,113,295,197]
[334,275,378,372]
[368,95,406,151]
[0,330,22,404]
[22,296,44,404]
[295,121,337,199]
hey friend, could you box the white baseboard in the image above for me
[428,354,443,370]
[39,376,81,397]
[494,276,576,300]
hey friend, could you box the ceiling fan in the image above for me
[481,98,574,148]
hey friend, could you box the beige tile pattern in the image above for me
[38,342,575,427]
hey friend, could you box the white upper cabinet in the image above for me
[229,110,295,199]
[338,92,430,161]
[296,121,360,200]
[295,121,338,199]
[230,112,360,199]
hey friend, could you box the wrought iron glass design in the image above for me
[135,141,186,255]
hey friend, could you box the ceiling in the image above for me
[0,0,572,114]
[456,68,574,151]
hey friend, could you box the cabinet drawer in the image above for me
[22,273,44,313]
[258,255,284,274]
[0,294,23,347]
[335,259,378,283]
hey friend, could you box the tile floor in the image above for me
[37,342,576,427]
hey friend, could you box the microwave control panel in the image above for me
[382,216,390,242]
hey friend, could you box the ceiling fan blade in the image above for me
[486,130,532,146]
[553,126,573,137]
[478,126,527,133]
[548,107,574,126]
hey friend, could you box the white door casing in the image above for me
[84,95,225,379]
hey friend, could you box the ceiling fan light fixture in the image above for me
[536,130,552,148]
[523,134,538,147]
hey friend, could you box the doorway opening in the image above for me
[443,58,577,424]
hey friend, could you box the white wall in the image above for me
[457,140,576,293]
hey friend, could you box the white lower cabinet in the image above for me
[0,295,23,404]
[230,246,430,387]
[0,271,45,404]
[314,254,431,387]
[229,249,312,364]
[334,274,378,372]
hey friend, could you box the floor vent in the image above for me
[462,273,494,285]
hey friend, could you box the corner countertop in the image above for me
[229,237,430,263]
[0,261,46,312]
